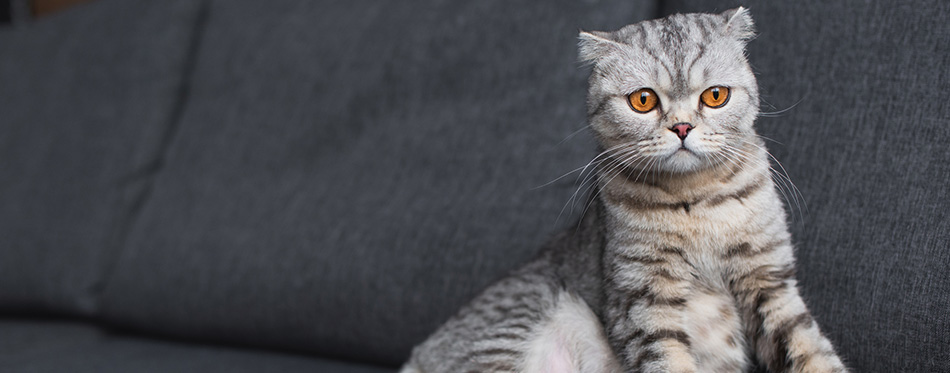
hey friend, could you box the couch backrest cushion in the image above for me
[95,0,657,365]
[661,1,950,372]
[0,0,203,316]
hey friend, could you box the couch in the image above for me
[0,0,946,372]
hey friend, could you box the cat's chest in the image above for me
[604,203,756,370]
[610,208,753,295]
[609,203,757,260]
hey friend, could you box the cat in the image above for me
[401,8,848,373]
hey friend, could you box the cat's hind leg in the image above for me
[402,271,561,373]
[522,291,620,373]
[402,271,617,373]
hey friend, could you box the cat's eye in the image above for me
[700,86,730,108]
[628,88,658,113]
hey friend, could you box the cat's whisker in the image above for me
[579,146,640,197]
[576,150,651,231]
[768,167,805,224]
[719,144,766,170]
[754,134,784,146]
[702,145,727,170]
[722,142,805,225]
[716,145,748,170]
[533,163,597,190]
[574,142,639,185]
[724,148,748,174]
[540,143,635,219]
[573,143,634,181]
[538,143,629,191]
[585,150,647,208]
[583,151,653,218]
[735,139,807,215]
[709,148,731,173]
[557,122,593,146]
[596,149,652,195]
[757,97,804,118]
[557,145,641,225]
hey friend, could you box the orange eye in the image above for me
[628,88,658,113]
[700,86,730,108]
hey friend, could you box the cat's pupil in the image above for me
[640,93,648,104]
[712,89,720,100]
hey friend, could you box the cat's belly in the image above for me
[682,291,750,373]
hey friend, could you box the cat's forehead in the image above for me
[615,13,722,47]
[601,13,750,95]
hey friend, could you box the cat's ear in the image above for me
[721,7,755,41]
[578,30,622,65]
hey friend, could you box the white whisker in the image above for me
[555,143,642,226]
[758,97,804,118]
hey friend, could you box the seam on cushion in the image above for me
[87,0,213,315]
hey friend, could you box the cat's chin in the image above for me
[660,149,711,174]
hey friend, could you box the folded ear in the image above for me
[721,6,755,41]
[578,30,622,65]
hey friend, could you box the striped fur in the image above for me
[402,8,847,373]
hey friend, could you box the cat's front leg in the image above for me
[732,260,848,373]
[604,246,698,373]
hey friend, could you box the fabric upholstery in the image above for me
[0,1,9,24]
[1,0,946,371]
[0,0,203,315]
[0,318,394,373]
[659,1,950,371]
[96,0,657,365]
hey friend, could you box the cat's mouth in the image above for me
[676,143,695,155]
[658,144,706,173]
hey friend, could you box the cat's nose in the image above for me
[670,122,694,140]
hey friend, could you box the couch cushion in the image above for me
[0,0,203,315]
[0,318,394,373]
[660,1,950,372]
[97,0,657,365]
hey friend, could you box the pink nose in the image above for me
[671,123,693,140]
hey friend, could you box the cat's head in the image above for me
[579,8,759,176]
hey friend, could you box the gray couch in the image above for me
[0,0,946,372]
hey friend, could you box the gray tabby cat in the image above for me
[402,8,847,373]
